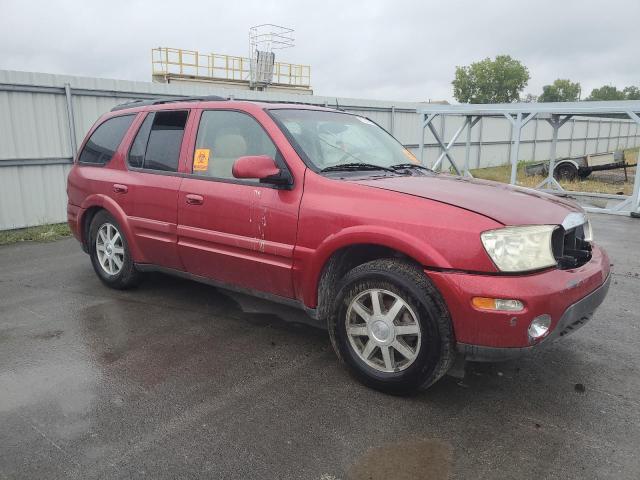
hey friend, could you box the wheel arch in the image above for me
[303,228,450,321]
[78,195,144,262]
[553,159,580,172]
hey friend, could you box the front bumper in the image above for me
[426,244,611,358]
[456,272,610,361]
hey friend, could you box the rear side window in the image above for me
[128,114,153,168]
[127,110,189,172]
[78,115,135,165]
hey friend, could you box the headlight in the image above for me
[481,225,557,272]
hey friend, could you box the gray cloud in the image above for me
[1,0,638,102]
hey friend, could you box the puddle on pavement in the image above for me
[347,439,452,480]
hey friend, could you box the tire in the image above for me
[553,163,578,181]
[328,259,455,395]
[88,210,141,289]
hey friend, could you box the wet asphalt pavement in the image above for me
[1,214,639,479]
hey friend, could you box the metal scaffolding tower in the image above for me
[249,24,295,89]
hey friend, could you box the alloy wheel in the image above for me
[346,288,422,373]
[95,223,125,276]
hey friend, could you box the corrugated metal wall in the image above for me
[1,69,639,230]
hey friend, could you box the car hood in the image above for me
[352,174,581,226]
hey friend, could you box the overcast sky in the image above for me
[1,0,638,103]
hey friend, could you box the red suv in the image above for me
[67,97,610,393]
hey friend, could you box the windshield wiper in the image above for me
[389,163,432,171]
[321,163,395,173]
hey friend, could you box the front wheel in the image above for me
[88,210,141,289]
[328,259,455,394]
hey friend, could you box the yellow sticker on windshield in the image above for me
[403,149,419,164]
[193,149,210,171]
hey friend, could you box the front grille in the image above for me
[552,223,592,270]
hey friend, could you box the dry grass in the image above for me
[470,147,637,196]
[0,223,71,246]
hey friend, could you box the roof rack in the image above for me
[110,95,226,112]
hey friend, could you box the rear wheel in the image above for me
[88,210,140,289]
[328,259,455,394]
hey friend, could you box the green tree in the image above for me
[623,86,640,100]
[538,79,581,102]
[585,85,626,101]
[452,55,530,104]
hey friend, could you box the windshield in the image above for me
[270,109,421,172]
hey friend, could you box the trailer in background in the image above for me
[525,150,636,181]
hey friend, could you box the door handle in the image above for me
[185,194,204,205]
[113,184,128,193]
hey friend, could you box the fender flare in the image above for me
[298,225,451,308]
[554,159,580,171]
[79,195,145,262]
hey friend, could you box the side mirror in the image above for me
[232,155,292,188]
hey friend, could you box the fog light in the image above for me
[528,314,551,340]
[472,297,524,312]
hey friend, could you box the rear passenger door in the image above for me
[177,109,302,299]
[121,110,191,270]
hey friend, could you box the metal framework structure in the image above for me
[418,101,640,216]
[249,24,295,88]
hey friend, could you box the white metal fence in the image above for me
[1,69,639,230]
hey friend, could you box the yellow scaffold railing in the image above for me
[151,47,311,87]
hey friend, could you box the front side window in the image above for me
[78,115,135,165]
[127,110,188,172]
[192,110,277,180]
[270,109,418,171]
